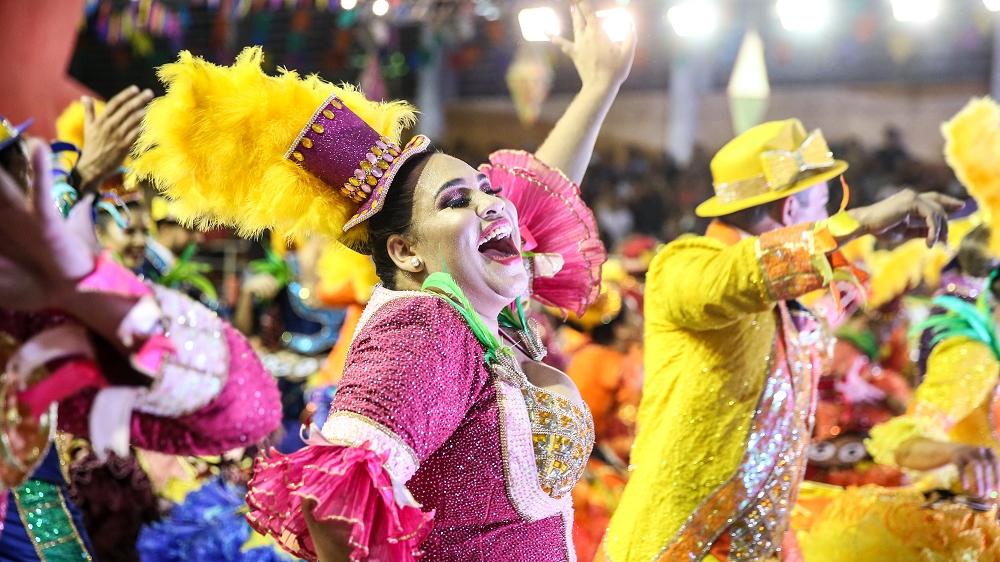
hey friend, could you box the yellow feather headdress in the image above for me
[129,47,420,251]
[317,243,379,305]
[866,238,949,309]
[942,97,1000,257]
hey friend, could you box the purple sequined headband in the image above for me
[284,94,431,236]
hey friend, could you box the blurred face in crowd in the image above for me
[157,221,202,254]
[98,206,152,271]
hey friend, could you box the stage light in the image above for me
[372,0,390,17]
[985,0,1000,12]
[518,7,561,42]
[474,0,501,21]
[891,0,941,23]
[597,8,634,43]
[340,0,357,10]
[667,1,719,39]
[776,0,830,32]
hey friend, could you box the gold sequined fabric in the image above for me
[522,385,595,498]
[493,350,594,500]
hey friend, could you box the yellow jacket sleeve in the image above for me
[647,222,835,331]
[867,337,999,466]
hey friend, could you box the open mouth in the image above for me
[477,220,521,264]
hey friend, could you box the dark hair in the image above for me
[0,137,28,191]
[0,141,19,169]
[367,149,435,289]
[957,224,994,279]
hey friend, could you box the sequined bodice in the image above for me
[493,350,595,499]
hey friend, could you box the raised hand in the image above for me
[534,1,637,184]
[952,445,1000,502]
[0,141,98,310]
[75,85,154,193]
[552,0,637,91]
[847,189,964,247]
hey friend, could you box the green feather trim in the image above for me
[158,243,219,302]
[498,297,527,331]
[912,270,1000,360]
[421,271,511,365]
[835,327,880,361]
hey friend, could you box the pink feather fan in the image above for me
[480,150,606,317]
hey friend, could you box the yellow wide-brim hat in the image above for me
[696,118,848,218]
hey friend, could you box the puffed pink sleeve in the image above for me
[57,324,281,455]
[246,295,486,562]
[50,254,282,455]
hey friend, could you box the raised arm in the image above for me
[534,1,636,184]
[648,189,962,331]
[648,222,837,331]
[0,142,280,457]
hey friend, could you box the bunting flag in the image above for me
[506,45,553,126]
[727,30,770,135]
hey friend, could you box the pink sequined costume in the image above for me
[0,253,281,559]
[248,288,594,561]
[1,252,281,473]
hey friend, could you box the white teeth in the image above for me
[481,224,511,245]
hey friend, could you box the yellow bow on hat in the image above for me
[697,118,848,217]
[760,129,835,190]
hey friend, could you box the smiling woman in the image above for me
[130,4,633,560]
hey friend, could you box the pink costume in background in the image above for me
[1,253,281,477]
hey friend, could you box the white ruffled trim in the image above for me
[132,285,229,417]
[321,411,420,483]
[116,295,163,347]
[89,387,141,459]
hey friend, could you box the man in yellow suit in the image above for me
[601,119,961,561]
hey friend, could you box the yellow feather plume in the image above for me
[129,47,417,248]
[866,239,939,309]
[316,243,379,305]
[942,97,1000,256]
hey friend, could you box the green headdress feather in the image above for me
[913,269,1000,360]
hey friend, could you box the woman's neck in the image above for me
[394,272,504,339]
[477,307,501,339]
